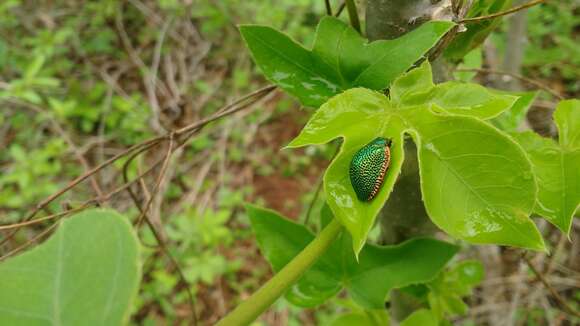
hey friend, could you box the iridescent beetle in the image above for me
[349,137,392,202]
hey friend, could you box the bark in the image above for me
[499,0,529,91]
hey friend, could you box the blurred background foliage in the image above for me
[0,0,578,325]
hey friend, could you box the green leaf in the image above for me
[453,48,482,82]
[400,309,438,326]
[426,82,517,119]
[330,310,389,326]
[239,24,338,108]
[427,260,484,319]
[289,61,544,254]
[555,99,580,149]
[491,91,538,131]
[410,111,542,250]
[393,62,517,120]
[241,17,454,107]
[512,99,580,235]
[247,205,458,308]
[0,209,141,325]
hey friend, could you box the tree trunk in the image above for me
[365,0,456,321]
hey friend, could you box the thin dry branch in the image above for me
[4,99,104,197]
[324,0,332,15]
[454,68,564,100]
[135,133,175,227]
[0,224,59,262]
[459,0,547,23]
[0,149,168,232]
[523,254,580,319]
[0,84,276,247]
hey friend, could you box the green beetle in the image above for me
[349,137,392,202]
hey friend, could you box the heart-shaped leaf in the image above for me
[247,204,458,308]
[240,17,454,107]
[0,209,141,325]
[512,99,580,235]
[288,61,545,255]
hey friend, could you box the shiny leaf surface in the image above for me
[240,17,454,107]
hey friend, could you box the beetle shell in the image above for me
[349,137,392,202]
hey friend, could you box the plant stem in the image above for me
[345,0,361,33]
[216,218,343,326]
[459,0,546,23]
[324,0,333,15]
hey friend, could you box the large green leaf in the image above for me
[0,209,141,325]
[513,99,580,235]
[247,205,458,308]
[288,61,545,255]
[240,17,454,107]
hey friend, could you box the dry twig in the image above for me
[459,0,547,23]
[523,253,580,319]
[454,67,564,100]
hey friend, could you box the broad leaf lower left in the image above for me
[0,209,141,325]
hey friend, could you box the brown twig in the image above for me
[324,0,332,15]
[136,133,175,227]
[459,0,547,23]
[0,151,167,233]
[1,85,276,247]
[122,136,199,325]
[523,253,580,318]
[454,68,564,100]
[0,138,162,247]
[4,99,104,198]
[0,223,59,261]
[345,0,361,33]
[335,2,346,17]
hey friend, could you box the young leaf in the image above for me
[453,48,482,82]
[400,309,438,326]
[330,309,389,326]
[247,205,458,308]
[240,17,454,107]
[512,99,580,235]
[491,91,538,131]
[427,260,484,319]
[288,61,544,255]
[0,209,141,325]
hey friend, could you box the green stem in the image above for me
[216,218,343,326]
[345,0,361,33]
